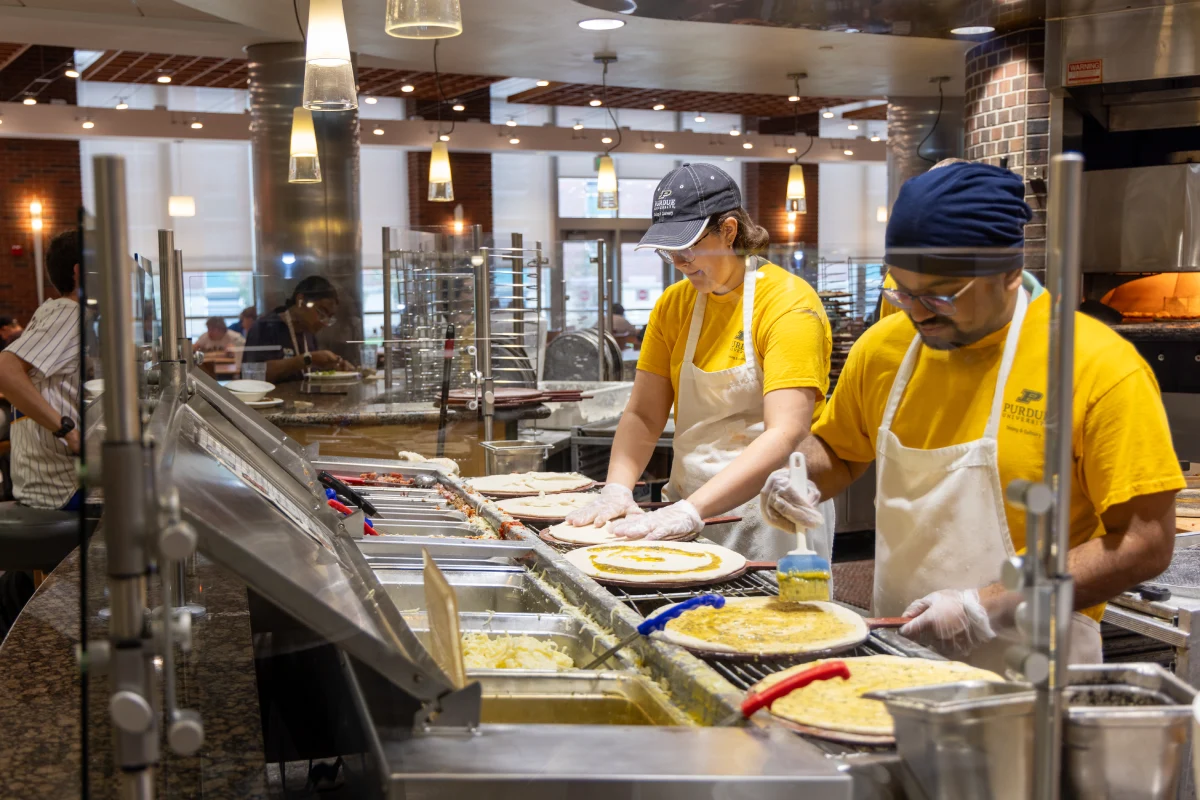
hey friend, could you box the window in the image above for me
[182,271,253,339]
[619,244,664,327]
[556,177,664,219]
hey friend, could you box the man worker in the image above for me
[760,162,1184,668]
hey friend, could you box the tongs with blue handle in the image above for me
[581,593,725,670]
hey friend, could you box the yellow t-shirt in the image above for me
[638,262,832,420]
[813,292,1184,621]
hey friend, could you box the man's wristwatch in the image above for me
[52,416,76,439]
[303,352,313,367]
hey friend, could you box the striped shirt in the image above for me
[7,297,80,509]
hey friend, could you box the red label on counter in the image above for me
[1066,59,1103,86]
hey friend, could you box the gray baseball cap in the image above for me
[635,163,742,250]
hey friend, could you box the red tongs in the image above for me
[726,660,851,725]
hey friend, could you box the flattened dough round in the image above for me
[468,472,592,495]
[545,519,622,544]
[564,541,746,585]
[655,597,867,656]
[496,493,596,519]
[754,655,1005,737]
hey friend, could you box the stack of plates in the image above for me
[445,387,551,408]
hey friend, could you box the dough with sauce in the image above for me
[564,541,746,584]
[656,597,867,656]
[496,492,597,519]
[754,655,1004,737]
[468,472,592,495]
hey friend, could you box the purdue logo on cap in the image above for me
[658,189,672,199]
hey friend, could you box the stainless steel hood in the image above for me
[1082,164,1200,272]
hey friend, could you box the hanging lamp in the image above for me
[303,0,357,111]
[168,140,196,217]
[428,140,454,201]
[784,73,812,215]
[595,55,620,211]
[385,0,462,38]
[289,107,322,183]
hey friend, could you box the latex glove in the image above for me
[565,483,641,527]
[899,589,996,658]
[759,467,825,532]
[611,500,704,542]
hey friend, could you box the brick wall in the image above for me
[742,161,819,250]
[0,45,77,105]
[964,28,1049,278]
[407,150,494,233]
[0,139,83,322]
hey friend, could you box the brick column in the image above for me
[407,151,494,233]
[964,28,1049,279]
[742,162,819,251]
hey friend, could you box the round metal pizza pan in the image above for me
[470,480,597,498]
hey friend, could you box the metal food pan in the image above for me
[370,510,468,523]
[357,538,531,562]
[369,522,483,538]
[473,672,691,726]
[403,611,625,670]
[375,567,562,614]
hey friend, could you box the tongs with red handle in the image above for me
[732,660,851,724]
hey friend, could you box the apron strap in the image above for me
[681,293,707,364]
[741,257,759,375]
[982,288,1029,440]
[880,335,922,432]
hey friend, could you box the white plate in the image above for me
[84,378,105,398]
[304,371,361,381]
[226,378,276,402]
[244,397,284,409]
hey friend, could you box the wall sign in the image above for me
[1066,59,1103,86]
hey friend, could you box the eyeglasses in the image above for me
[881,277,977,317]
[306,301,338,326]
[656,229,714,267]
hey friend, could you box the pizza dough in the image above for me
[564,541,746,585]
[468,472,593,495]
[655,597,867,656]
[754,655,1004,737]
[545,519,623,545]
[495,492,596,519]
[395,450,460,476]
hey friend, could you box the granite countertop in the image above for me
[0,539,268,798]
[243,377,550,427]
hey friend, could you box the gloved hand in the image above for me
[611,500,704,541]
[759,467,826,532]
[566,483,641,527]
[899,589,996,658]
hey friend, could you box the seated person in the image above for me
[610,302,640,349]
[0,316,22,351]
[243,276,352,382]
[193,316,245,355]
[228,305,257,336]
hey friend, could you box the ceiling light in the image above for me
[81,119,94,129]
[439,133,450,141]
[303,0,357,110]
[786,164,807,214]
[429,140,454,201]
[505,118,517,127]
[694,114,706,122]
[742,142,753,149]
[870,134,881,142]
[950,25,995,35]
[573,121,584,130]
[654,141,664,149]
[847,123,858,130]
[29,201,42,216]
[596,154,618,210]
[156,74,172,84]
[725,157,734,162]
[385,0,463,38]
[822,110,834,118]
[168,196,196,217]
[373,127,385,135]
[579,18,625,30]
[452,102,465,111]
[115,100,128,110]
[364,96,378,104]
[601,136,612,144]
[289,107,321,183]
[535,79,550,87]
[589,98,602,107]
[65,68,79,78]
[876,205,888,223]
[843,148,854,156]
[508,137,520,144]
[786,146,797,154]
[400,84,415,92]
[788,94,800,102]
[22,96,36,105]
[729,129,740,136]
[652,103,665,111]
[189,119,203,129]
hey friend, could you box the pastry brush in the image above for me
[776,452,831,602]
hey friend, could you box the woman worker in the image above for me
[243,275,353,382]
[567,163,833,560]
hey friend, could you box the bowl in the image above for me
[83,379,104,399]
[225,379,275,403]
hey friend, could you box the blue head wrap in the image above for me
[885,162,1033,276]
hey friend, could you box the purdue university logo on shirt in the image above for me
[729,330,745,359]
[1003,388,1046,434]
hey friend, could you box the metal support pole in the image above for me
[382,228,394,392]
[475,248,494,441]
[157,230,181,363]
[95,154,159,800]
[593,239,608,381]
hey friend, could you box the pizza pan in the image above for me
[581,559,775,591]
[470,480,597,498]
[769,716,896,746]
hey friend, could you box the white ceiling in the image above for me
[0,0,970,98]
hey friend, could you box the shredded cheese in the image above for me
[461,632,575,671]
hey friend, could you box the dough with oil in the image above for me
[656,597,867,656]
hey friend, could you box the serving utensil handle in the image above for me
[740,660,850,719]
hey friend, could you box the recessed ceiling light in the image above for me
[844,28,860,33]
[157,74,172,83]
[654,141,665,149]
[190,119,203,129]
[950,25,995,35]
[652,103,665,111]
[843,148,854,156]
[115,101,128,110]
[694,114,706,122]
[508,137,520,144]
[452,103,465,111]
[22,96,36,105]
[822,110,834,118]
[535,79,550,87]
[373,127,385,135]
[742,142,753,149]
[400,84,415,92]
[786,147,797,154]
[589,98,602,107]
[573,121,584,130]
[505,119,517,127]
[65,68,79,78]
[724,157,734,162]
[729,129,740,136]
[578,18,625,30]
[601,136,613,144]
[870,134,881,142]
[847,123,859,130]
[439,134,450,141]
[364,96,378,104]
[788,95,799,102]
[81,120,94,129]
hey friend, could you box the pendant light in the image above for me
[168,140,196,217]
[385,0,462,39]
[595,54,620,211]
[289,107,322,183]
[783,73,813,216]
[303,0,357,111]
[427,40,456,201]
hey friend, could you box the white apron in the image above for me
[873,289,1102,669]
[664,259,836,563]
